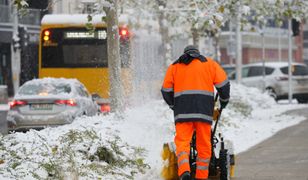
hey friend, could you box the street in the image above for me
[233,107,308,180]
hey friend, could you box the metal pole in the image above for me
[262,26,266,91]
[278,27,281,62]
[11,4,21,95]
[288,18,293,103]
[235,0,242,83]
[229,19,234,64]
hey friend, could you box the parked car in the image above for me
[222,64,235,75]
[228,62,308,103]
[7,78,99,131]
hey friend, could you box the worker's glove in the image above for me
[213,108,220,121]
[220,99,229,109]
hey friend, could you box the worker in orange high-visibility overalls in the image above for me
[161,45,230,180]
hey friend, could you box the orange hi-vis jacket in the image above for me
[161,56,230,124]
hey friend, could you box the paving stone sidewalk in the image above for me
[233,108,308,180]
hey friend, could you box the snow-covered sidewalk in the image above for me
[0,84,307,180]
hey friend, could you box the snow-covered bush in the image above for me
[218,83,276,128]
[0,118,149,180]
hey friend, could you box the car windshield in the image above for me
[18,83,71,95]
[280,65,308,76]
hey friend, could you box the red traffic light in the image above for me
[119,27,130,38]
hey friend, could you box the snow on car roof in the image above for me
[15,78,82,99]
[244,61,306,68]
[22,77,80,86]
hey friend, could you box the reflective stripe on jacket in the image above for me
[161,57,230,124]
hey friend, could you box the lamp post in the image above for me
[288,18,293,103]
[235,0,242,83]
[261,25,266,91]
[278,26,281,62]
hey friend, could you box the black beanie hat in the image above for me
[184,45,200,57]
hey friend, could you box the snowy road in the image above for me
[233,108,308,180]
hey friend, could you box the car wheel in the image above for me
[297,98,308,104]
[266,88,277,101]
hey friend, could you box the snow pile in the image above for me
[218,83,306,153]
[219,83,277,128]
[0,115,149,180]
[0,83,307,180]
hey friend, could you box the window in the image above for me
[247,66,263,77]
[222,66,235,75]
[242,67,250,78]
[229,66,275,79]
[229,72,236,80]
[304,31,308,40]
[19,83,71,95]
[280,65,308,76]
[76,87,87,97]
[247,66,274,77]
[228,67,249,79]
[42,28,108,68]
[265,67,274,75]
[75,83,89,97]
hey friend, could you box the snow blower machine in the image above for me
[161,95,235,180]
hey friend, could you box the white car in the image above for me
[222,64,235,75]
[229,62,308,103]
[7,78,99,131]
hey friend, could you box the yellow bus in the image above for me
[39,14,131,112]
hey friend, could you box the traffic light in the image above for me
[18,26,29,48]
[12,26,29,51]
[292,19,300,36]
[12,30,20,51]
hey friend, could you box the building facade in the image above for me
[0,0,48,95]
[219,21,304,65]
[303,24,308,64]
[52,0,102,14]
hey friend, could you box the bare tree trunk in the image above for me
[106,0,124,114]
[191,27,199,48]
[213,34,221,62]
[157,0,172,68]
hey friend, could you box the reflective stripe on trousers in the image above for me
[176,151,190,176]
[196,157,210,178]
[175,122,212,178]
[195,124,211,179]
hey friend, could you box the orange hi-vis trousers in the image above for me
[175,122,211,179]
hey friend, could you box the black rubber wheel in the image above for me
[219,149,230,180]
[266,87,277,101]
[297,98,308,104]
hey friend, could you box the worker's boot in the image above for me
[180,171,191,180]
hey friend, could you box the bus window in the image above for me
[42,28,108,68]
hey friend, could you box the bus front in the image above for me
[39,26,110,99]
